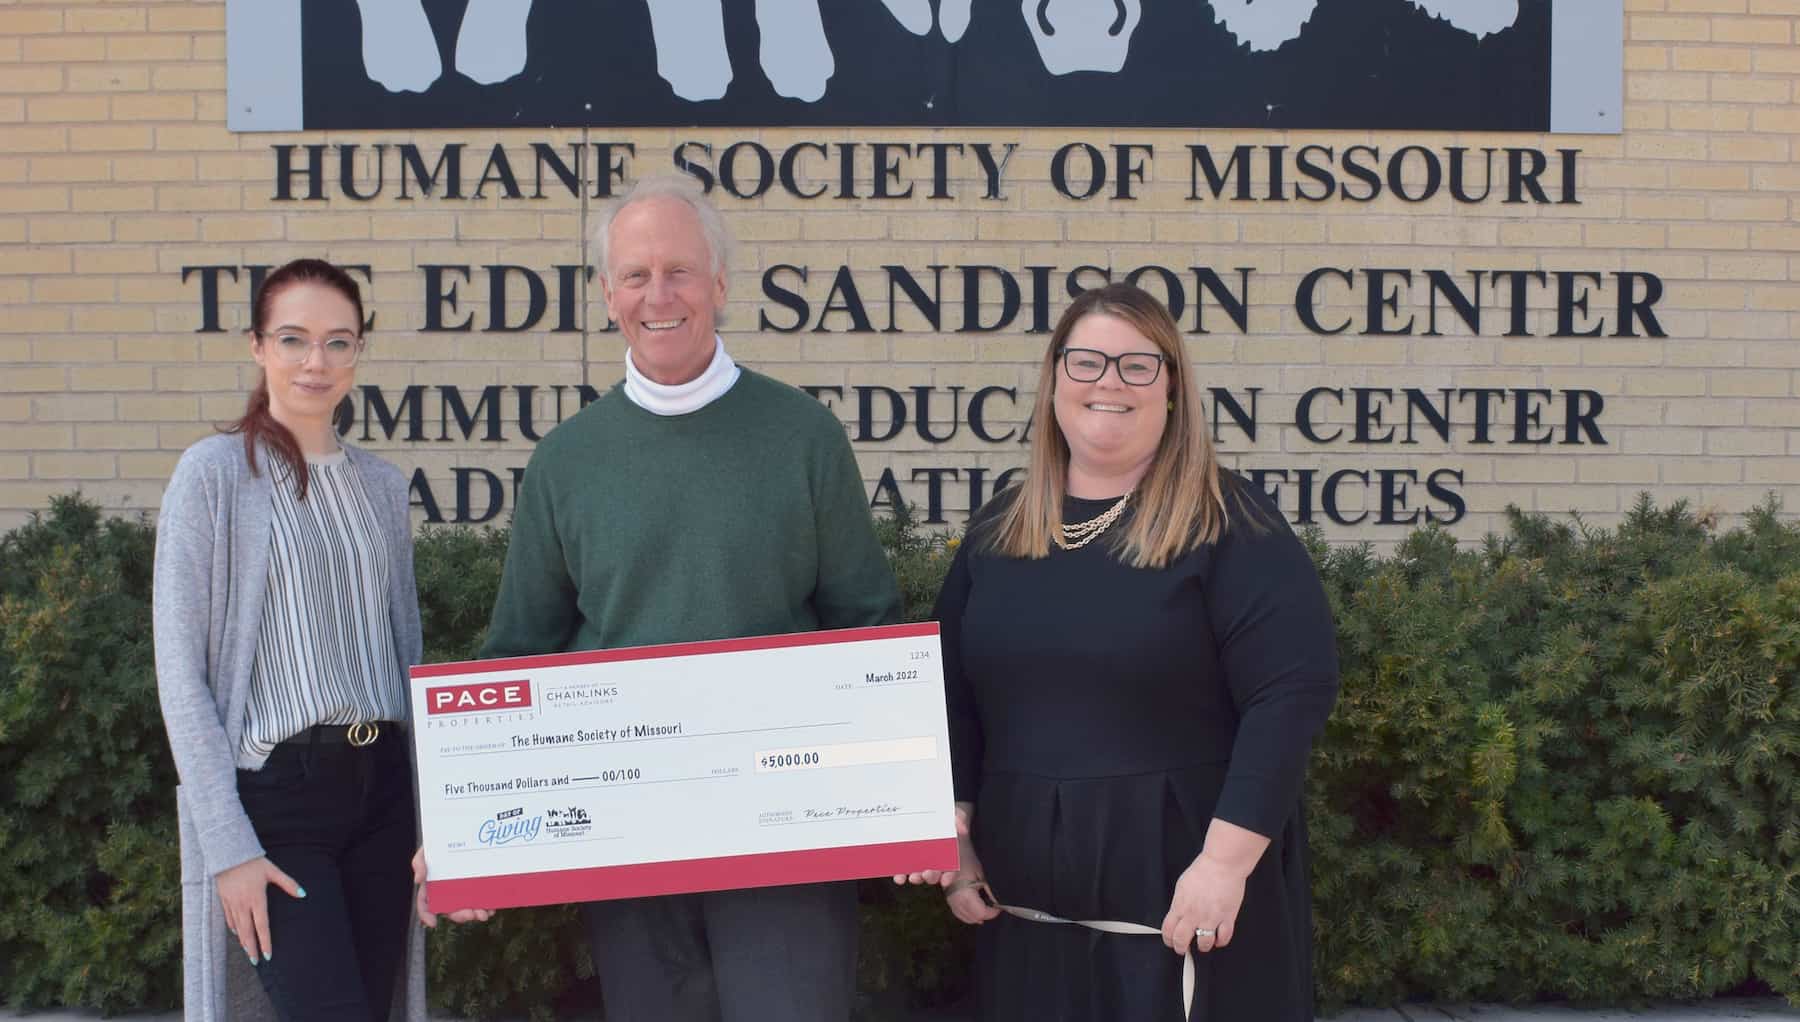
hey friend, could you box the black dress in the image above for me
[934,481,1339,1022]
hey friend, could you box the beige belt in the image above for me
[996,901,1194,1020]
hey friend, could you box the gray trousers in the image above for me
[582,881,859,1022]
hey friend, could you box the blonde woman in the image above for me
[900,282,1339,1020]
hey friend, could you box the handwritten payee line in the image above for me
[440,721,852,759]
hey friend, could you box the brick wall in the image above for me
[2,0,1797,545]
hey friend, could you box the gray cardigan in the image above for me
[153,433,427,1022]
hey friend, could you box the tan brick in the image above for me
[1708,134,1788,160]
[148,6,225,31]
[1712,370,1791,396]
[33,453,117,480]
[153,124,239,152]
[67,7,148,32]
[71,247,159,275]
[0,456,27,481]
[1756,44,1800,72]
[1750,225,1800,250]
[1746,460,1800,484]
[1669,223,1749,249]
[1667,0,1746,12]
[0,9,64,33]
[1499,222,1586,246]
[105,34,195,61]
[1623,44,1670,70]
[1752,106,1800,133]
[69,185,157,213]
[69,366,154,391]
[74,424,157,453]
[1710,76,1791,103]
[1585,223,1667,248]
[118,452,181,479]
[158,185,241,213]
[112,94,196,122]
[69,124,154,152]
[150,64,227,92]
[22,35,106,62]
[1747,401,1800,427]
[0,426,75,451]
[1669,104,1750,131]
[26,215,110,244]
[1621,429,1706,455]
[32,276,116,303]
[1634,193,1716,220]
[72,307,156,334]
[1709,254,1788,281]
[1631,14,1712,39]
[0,247,69,274]
[1708,430,1786,456]
[1669,164,1751,191]
[115,214,201,243]
[1578,457,1662,484]
[0,65,62,93]
[6,367,68,390]
[1625,370,1708,396]
[29,154,116,184]
[68,66,151,93]
[1664,459,1743,484]
[4,125,69,154]
[27,94,110,123]
[1712,15,1790,41]
[1153,218,1239,244]
[118,395,200,422]
[1673,45,1755,71]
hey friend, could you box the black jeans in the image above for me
[235,727,415,1022]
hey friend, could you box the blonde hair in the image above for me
[988,282,1230,568]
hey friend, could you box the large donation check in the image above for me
[409,622,959,913]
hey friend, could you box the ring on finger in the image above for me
[1195,926,1216,939]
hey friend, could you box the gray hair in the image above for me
[592,174,733,281]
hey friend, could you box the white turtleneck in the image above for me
[622,335,741,415]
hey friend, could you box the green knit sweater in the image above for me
[480,369,902,659]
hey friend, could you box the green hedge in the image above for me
[1,494,1796,1016]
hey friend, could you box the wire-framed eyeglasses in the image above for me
[257,331,365,369]
[1059,347,1165,386]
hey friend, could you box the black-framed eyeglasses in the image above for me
[1059,347,1165,386]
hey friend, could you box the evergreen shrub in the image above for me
[1,493,1795,1015]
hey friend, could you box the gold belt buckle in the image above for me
[347,721,379,747]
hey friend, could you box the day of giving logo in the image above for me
[477,806,543,847]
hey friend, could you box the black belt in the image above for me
[282,721,401,747]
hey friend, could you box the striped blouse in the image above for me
[238,449,409,765]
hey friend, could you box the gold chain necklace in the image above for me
[1056,492,1131,550]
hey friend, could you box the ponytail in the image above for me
[227,375,310,501]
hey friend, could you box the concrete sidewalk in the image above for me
[2,999,1794,1021]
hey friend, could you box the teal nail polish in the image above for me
[265,949,274,962]
[296,886,308,898]
[246,949,258,966]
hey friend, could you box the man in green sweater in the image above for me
[478,175,903,1021]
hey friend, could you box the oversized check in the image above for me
[409,622,959,913]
